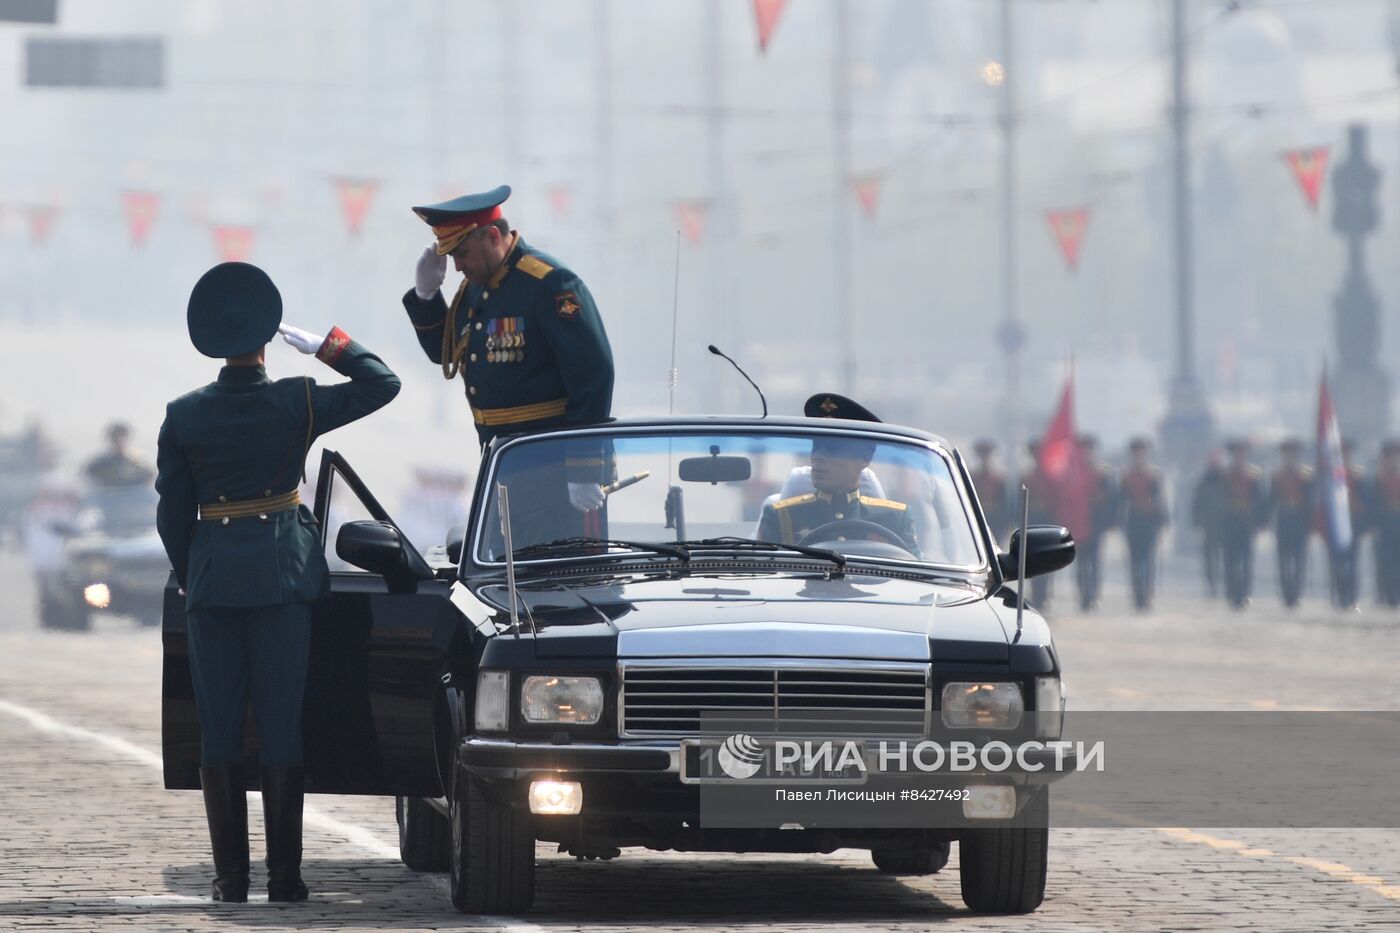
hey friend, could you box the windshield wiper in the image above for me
[674,536,846,569]
[510,536,688,561]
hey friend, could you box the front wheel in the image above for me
[958,791,1048,914]
[448,765,534,914]
[397,795,450,872]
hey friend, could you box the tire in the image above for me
[958,791,1049,915]
[448,765,534,914]
[872,842,950,875]
[397,795,451,872]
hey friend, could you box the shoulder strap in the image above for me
[300,376,314,482]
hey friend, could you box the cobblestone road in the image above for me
[2,551,1398,931]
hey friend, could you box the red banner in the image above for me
[753,0,787,54]
[675,200,708,246]
[546,184,572,218]
[1046,207,1090,272]
[853,175,882,220]
[1283,147,1329,211]
[122,191,160,248]
[28,205,58,247]
[334,178,378,237]
[1038,372,1092,540]
[212,224,255,262]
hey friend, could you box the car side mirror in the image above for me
[678,454,752,484]
[999,524,1076,580]
[337,520,428,593]
[446,523,466,564]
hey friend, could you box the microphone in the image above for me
[708,344,768,418]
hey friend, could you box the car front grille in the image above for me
[619,663,929,738]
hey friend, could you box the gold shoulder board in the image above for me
[859,495,908,512]
[772,493,817,510]
[516,255,554,280]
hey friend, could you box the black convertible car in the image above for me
[162,416,1075,915]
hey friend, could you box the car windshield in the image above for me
[475,429,984,571]
[77,484,157,535]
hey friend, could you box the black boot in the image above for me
[199,765,250,903]
[261,766,308,902]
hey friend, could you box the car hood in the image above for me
[473,571,1017,662]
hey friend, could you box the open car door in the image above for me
[162,450,466,796]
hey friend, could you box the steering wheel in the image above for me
[797,519,915,555]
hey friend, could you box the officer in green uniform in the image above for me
[759,396,918,554]
[403,185,614,541]
[155,262,400,903]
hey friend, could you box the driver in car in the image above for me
[757,435,919,554]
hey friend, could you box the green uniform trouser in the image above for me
[186,603,312,768]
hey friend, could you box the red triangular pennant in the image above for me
[1046,207,1090,272]
[675,200,708,246]
[28,205,58,247]
[334,178,378,237]
[1283,146,1329,211]
[212,224,255,262]
[546,184,572,218]
[122,190,160,248]
[753,0,787,54]
[853,175,882,220]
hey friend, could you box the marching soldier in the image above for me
[156,262,400,903]
[1268,437,1313,608]
[1191,451,1227,598]
[1328,438,1368,609]
[1371,440,1400,607]
[1220,438,1268,609]
[969,438,1014,546]
[1023,438,1057,609]
[403,185,614,542]
[1119,437,1169,611]
[1074,434,1119,612]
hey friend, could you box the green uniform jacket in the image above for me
[757,490,919,553]
[402,235,614,462]
[155,335,400,610]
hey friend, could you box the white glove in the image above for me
[278,323,323,355]
[568,482,606,512]
[415,243,447,300]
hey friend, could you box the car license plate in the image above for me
[679,736,869,785]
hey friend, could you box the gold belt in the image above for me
[471,397,567,427]
[199,490,301,521]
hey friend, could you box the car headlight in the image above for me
[941,681,1024,730]
[475,671,511,732]
[1035,675,1065,738]
[521,675,603,725]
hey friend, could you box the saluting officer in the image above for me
[1119,437,1169,611]
[1220,438,1268,609]
[156,263,400,903]
[1269,437,1314,608]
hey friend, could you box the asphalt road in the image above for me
[2,547,1398,932]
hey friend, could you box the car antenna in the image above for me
[497,482,521,639]
[1015,483,1029,644]
[668,230,681,418]
[708,344,767,418]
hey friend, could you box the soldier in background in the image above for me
[969,438,1013,547]
[1220,439,1268,609]
[1023,438,1056,609]
[1074,434,1118,612]
[1119,437,1169,611]
[1371,440,1400,608]
[1269,438,1314,609]
[84,422,154,488]
[1329,438,1368,609]
[1191,451,1227,598]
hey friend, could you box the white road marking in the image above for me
[0,696,546,932]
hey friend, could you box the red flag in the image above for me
[546,184,572,218]
[1046,207,1090,272]
[212,224,255,262]
[1315,365,1353,549]
[675,200,707,246]
[753,0,787,54]
[28,205,58,247]
[1038,372,1092,540]
[1283,147,1329,211]
[334,178,378,237]
[853,175,882,220]
[122,190,160,248]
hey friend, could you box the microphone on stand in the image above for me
[708,344,768,418]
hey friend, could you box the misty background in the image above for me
[2,0,1398,503]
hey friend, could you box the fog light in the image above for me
[529,779,582,815]
[83,583,111,609]
[962,785,1016,820]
